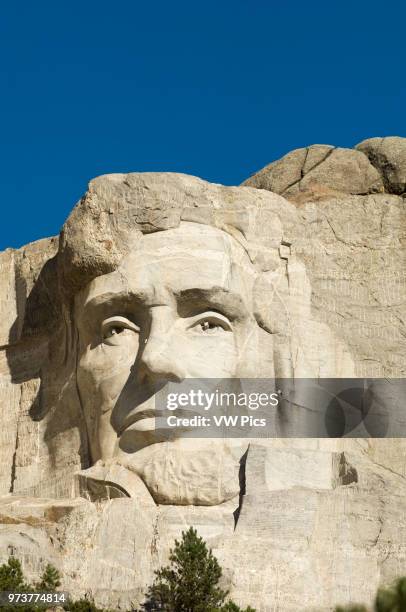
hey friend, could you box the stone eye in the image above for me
[190,313,232,334]
[103,325,125,339]
[101,316,140,342]
[199,320,222,332]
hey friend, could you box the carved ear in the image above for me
[253,259,355,379]
[253,269,290,337]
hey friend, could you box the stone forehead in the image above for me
[127,221,253,263]
[77,222,257,308]
[58,172,295,299]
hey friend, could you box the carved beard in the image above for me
[124,439,243,506]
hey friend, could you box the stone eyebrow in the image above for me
[81,287,250,320]
[83,290,147,314]
[175,288,249,319]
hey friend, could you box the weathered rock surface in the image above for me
[242,145,384,196]
[356,136,406,195]
[242,137,406,379]
[1,441,406,611]
[0,138,405,610]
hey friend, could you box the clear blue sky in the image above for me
[1,1,405,250]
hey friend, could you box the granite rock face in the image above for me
[242,145,384,196]
[0,137,405,610]
[356,136,406,195]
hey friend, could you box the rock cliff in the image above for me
[0,137,405,610]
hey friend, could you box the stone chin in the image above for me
[122,439,243,506]
[77,438,245,506]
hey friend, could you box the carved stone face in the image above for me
[75,222,266,504]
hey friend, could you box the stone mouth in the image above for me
[117,407,206,436]
[113,379,170,435]
[117,409,161,435]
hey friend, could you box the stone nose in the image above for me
[137,306,187,384]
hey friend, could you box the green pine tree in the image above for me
[375,576,406,612]
[0,557,106,612]
[142,527,214,610]
[143,526,228,611]
[219,602,256,612]
[36,563,61,591]
[0,557,29,592]
[142,527,255,612]
[63,597,103,612]
[0,557,37,612]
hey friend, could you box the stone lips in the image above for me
[0,136,405,610]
